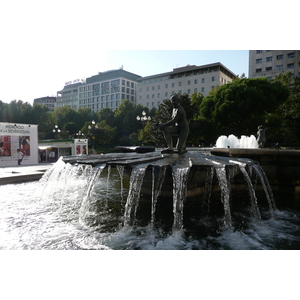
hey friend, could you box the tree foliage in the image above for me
[1,75,299,150]
[199,77,289,139]
[268,72,300,144]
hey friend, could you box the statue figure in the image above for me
[159,94,189,153]
[257,125,268,148]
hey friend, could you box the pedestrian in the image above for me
[17,149,24,165]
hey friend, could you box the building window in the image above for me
[188,80,191,85]
[277,54,283,60]
[152,86,155,90]
[256,50,262,54]
[266,57,272,62]
[256,58,262,63]
[165,92,168,97]
[212,76,215,82]
[201,87,204,93]
[179,82,182,86]
[288,52,295,58]
[194,79,198,84]
[266,67,272,72]
[172,83,175,87]
[276,65,283,70]
[256,68,262,73]
[287,63,294,69]
[165,84,168,88]
[201,78,205,83]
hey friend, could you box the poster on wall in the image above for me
[0,123,38,167]
[74,139,88,155]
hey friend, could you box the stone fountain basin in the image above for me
[62,151,265,199]
[211,148,300,204]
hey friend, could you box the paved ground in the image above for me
[0,163,54,185]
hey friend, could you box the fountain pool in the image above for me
[0,151,299,250]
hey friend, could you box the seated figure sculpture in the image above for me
[257,125,268,148]
[159,94,189,154]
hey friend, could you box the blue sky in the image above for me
[0,1,295,105]
[0,49,249,105]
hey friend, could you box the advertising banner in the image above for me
[0,123,38,167]
[74,139,88,155]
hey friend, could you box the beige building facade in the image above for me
[56,81,84,111]
[249,50,300,79]
[136,63,236,109]
[33,96,56,112]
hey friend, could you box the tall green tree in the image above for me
[268,72,300,144]
[199,77,289,140]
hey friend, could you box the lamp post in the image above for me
[136,111,151,146]
[75,130,85,138]
[88,120,99,150]
[52,125,61,139]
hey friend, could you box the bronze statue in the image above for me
[159,94,189,153]
[257,125,268,148]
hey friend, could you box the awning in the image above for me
[38,146,52,150]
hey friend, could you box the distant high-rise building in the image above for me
[136,62,236,109]
[56,80,84,111]
[33,96,56,112]
[249,50,300,79]
[82,69,141,112]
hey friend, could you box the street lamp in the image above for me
[136,111,151,146]
[52,125,61,138]
[88,120,99,150]
[76,130,85,138]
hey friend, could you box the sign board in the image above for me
[0,123,38,167]
[74,139,88,155]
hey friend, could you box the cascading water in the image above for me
[172,157,192,231]
[124,164,149,226]
[2,152,299,250]
[53,152,277,234]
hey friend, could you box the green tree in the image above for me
[268,72,300,145]
[97,107,115,127]
[113,100,137,144]
[199,77,289,140]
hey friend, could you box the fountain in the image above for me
[52,150,277,233]
[215,134,259,149]
[40,102,283,235]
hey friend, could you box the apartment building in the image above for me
[249,50,300,79]
[56,80,84,111]
[136,62,236,109]
[77,68,141,112]
[33,96,56,112]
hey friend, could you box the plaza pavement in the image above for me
[0,162,54,185]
